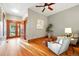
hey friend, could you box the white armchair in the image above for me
[48,36,70,55]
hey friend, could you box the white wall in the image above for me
[0,7,6,40]
[6,13,22,20]
[48,5,79,36]
[26,9,48,40]
[0,7,2,36]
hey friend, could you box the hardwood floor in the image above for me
[27,38,79,56]
[0,38,79,56]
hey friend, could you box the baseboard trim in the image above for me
[28,36,47,42]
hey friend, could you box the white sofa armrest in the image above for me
[48,42,61,55]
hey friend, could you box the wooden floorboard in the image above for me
[29,38,79,56]
[0,38,79,56]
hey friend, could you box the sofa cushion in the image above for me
[56,36,66,44]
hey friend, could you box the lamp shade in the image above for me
[65,28,72,34]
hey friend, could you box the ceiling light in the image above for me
[12,8,19,13]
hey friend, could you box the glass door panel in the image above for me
[10,23,16,37]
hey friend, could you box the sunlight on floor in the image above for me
[0,38,24,56]
[7,38,22,46]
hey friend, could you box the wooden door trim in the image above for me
[6,20,27,40]
[24,20,27,40]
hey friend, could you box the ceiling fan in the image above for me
[36,3,55,12]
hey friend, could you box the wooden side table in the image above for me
[73,47,79,56]
[70,37,78,45]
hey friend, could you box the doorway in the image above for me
[6,20,26,40]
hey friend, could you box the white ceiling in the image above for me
[30,3,79,16]
[0,3,79,18]
[0,3,37,17]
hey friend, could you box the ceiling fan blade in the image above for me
[48,6,53,10]
[48,3,55,6]
[42,8,45,12]
[36,5,44,7]
[44,3,48,6]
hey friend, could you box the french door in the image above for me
[6,20,26,40]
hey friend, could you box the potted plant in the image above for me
[46,24,53,38]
